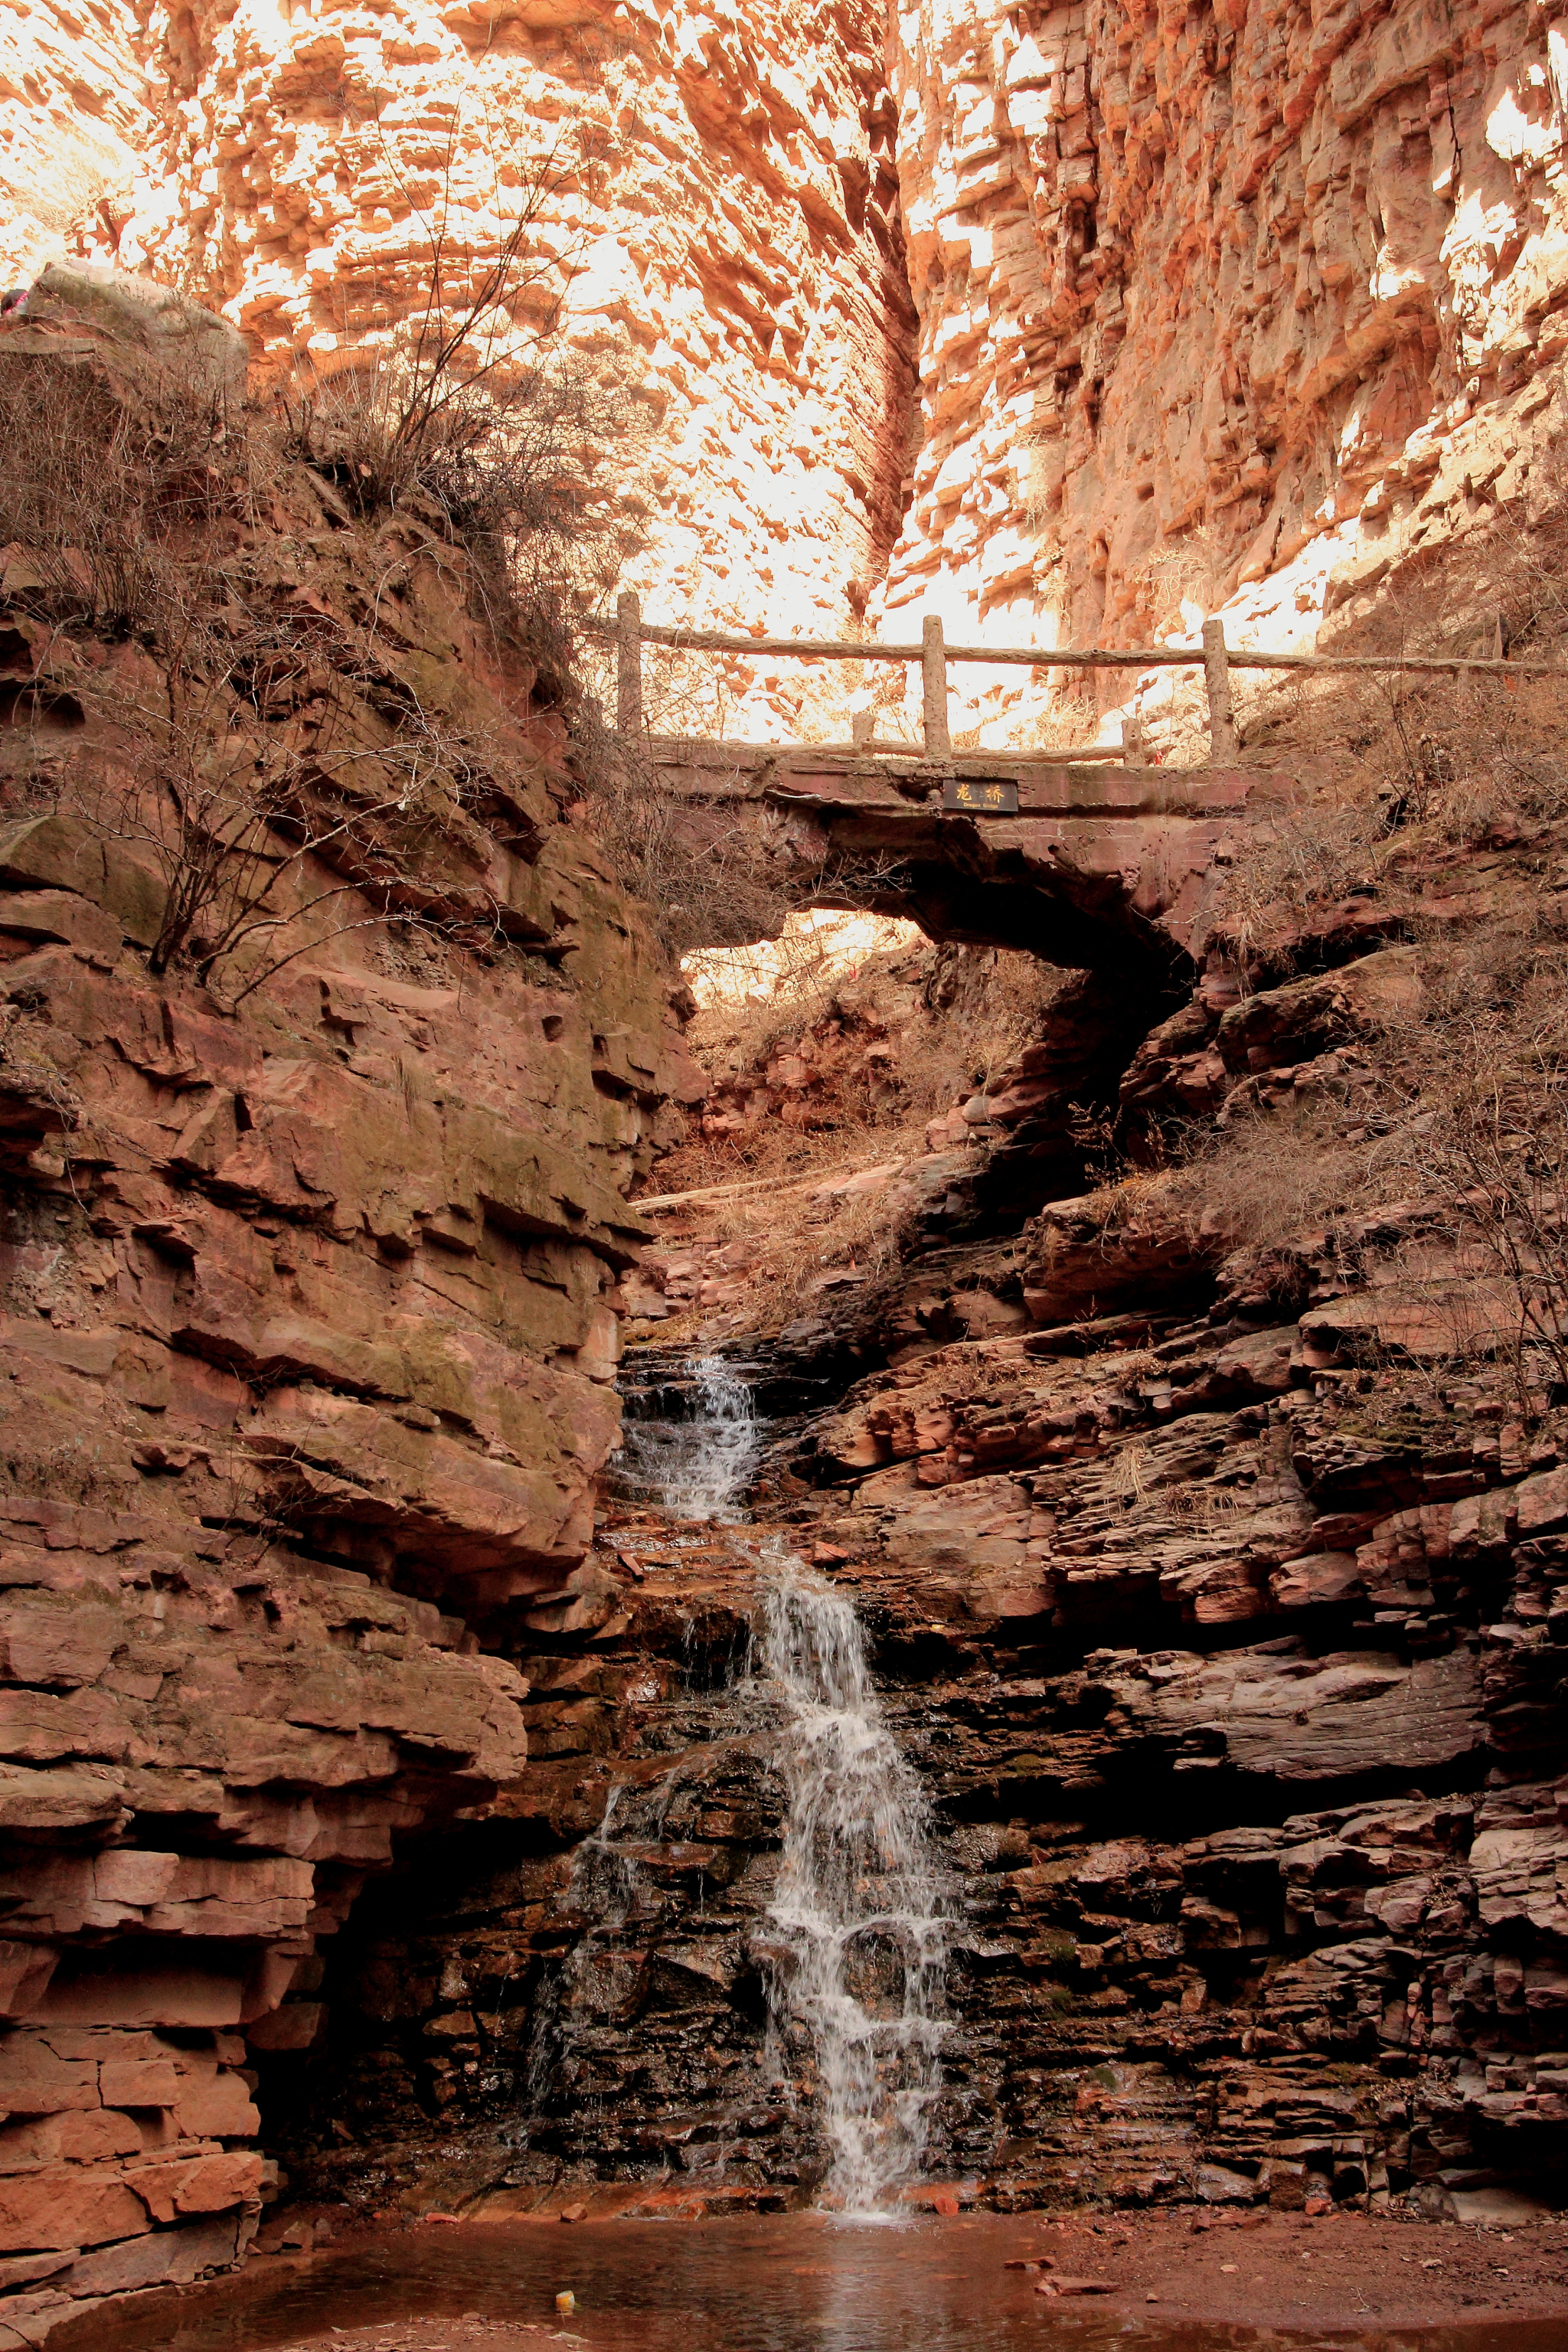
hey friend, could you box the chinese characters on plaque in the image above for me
[941,778,1021,815]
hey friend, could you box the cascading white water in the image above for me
[596,1354,949,2213]
[613,1356,760,1521]
[759,1570,949,2217]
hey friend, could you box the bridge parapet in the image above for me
[647,737,1302,820]
[649,737,1315,975]
[610,590,1558,772]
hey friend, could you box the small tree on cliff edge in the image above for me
[282,101,652,639]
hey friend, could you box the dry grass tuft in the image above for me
[1156,910,1568,1406]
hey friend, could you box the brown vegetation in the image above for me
[662,936,1067,1187]
[0,257,678,1005]
[1152,744,1568,1410]
[630,934,1070,1339]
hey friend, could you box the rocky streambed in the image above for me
[256,1256,1568,2239]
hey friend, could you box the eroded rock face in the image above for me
[786,1256,1568,2212]
[8,0,1563,757]
[878,0,1568,741]
[0,0,145,286]
[279,829,1568,2228]
[253,1527,807,2220]
[0,293,694,2331]
[57,0,916,699]
[263,1275,1568,2223]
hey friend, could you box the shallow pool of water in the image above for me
[87,2217,1568,2352]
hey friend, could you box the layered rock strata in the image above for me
[266,1292,1568,2222]
[782,1211,1568,2210]
[52,0,916,711]
[12,0,1567,756]
[877,0,1568,744]
[0,0,144,286]
[9,0,1568,762]
[664,743,1317,969]
[0,281,694,2337]
[261,793,1568,2226]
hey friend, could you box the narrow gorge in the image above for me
[2,0,1568,2335]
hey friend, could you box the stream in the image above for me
[95,2213,1568,2352]
[95,1358,1553,2352]
[541,1353,949,2218]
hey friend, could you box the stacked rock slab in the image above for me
[0,282,697,2337]
[878,0,1568,737]
[8,0,1568,750]
[268,1298,1568,2218]
[776,1214,1568,2211]
[50,0,917,704]
[280,812,1568,2223]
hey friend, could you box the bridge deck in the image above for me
[645,737,1289,819]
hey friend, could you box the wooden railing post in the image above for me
[1203,617,1237,762]
[1123,713,1147,768]
[616,589,642,738]
[922,614,951,758]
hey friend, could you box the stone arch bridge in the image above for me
[614,603,1544,975]
[653,736,1309,978]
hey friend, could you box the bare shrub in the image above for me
[295,118,577,475]
[1210,660,1568,986]
[1168,1102,1372,1254]
[0,347,241,639]
[285,354,649,629]
[567,706,805,959]
[1213,798,1392,964]
[280,116,652,639]
[1,244,653,1007]
[0,998,80,1141]
[1161,911,1568,1403]
[76,615,498,1005]
[1364,928,1568,1395]
[0,331,538,1005]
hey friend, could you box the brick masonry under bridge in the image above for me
[647,737,1316,974]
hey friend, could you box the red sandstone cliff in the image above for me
[5,0,1564,753]
[0,271,696,2329]
[877,0,1568,743]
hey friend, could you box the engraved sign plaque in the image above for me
[942,777,1020,815]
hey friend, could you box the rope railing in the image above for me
[605,591,1564,766]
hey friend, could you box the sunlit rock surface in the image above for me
[877,0,1568,742]
[57,0,918,730]
[5,0,1565,748]
[0,0,145,285]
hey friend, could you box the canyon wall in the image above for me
[877,0,1568,744]
[0,277,699,2339]
[0,0,143,286]
[57,0,917,735]
[265,804,1568,2232]
[9,0,1566,750]
[4,0,1568,2305]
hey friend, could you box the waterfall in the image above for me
[562,1353,949,2217]
[612,1354,760,1521]
[759,1570,949,2217]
